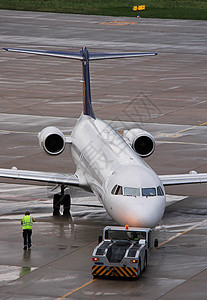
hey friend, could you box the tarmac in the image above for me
[0,9,207,299]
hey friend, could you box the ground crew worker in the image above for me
[21,211,35,250]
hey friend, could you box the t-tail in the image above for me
[3,46,157,119]
[80,47,95,119]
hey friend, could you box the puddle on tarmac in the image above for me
[0,265,37,283]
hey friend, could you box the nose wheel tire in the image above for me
[53,193,71,216]
[63,194,71,215]
[53,193,61,215]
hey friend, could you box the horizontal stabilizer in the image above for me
[3,47,157,61]
[3,48,83,60]
[89,51,158,60]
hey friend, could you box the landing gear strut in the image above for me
[53,184,71,216]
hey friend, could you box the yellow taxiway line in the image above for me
[156,121,207,139]
[57,279,97,299]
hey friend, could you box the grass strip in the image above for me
[0,0,207,20]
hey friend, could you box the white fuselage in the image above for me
[71,115,165,227]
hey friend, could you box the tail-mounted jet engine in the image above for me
[123,128,155,158]
[38,126,66,155]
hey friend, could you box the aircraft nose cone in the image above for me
[113,197,165,228]
[126,208,160,228]
[129,200,165,227]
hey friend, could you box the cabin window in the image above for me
[157,186,164,196]
[124,187,140,197]
[142,188,156,197]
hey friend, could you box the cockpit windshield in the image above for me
[111,185,123,195]
[142,188,156,197]
[124,187,140,197]
[157,185,164,196]
[111,185,164,197]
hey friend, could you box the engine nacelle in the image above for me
[38,126,66,155]
[123,128,155,158]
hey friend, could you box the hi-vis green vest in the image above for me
[22,215,33,230]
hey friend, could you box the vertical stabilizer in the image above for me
[81,47,96,119]
[3,47,157,120]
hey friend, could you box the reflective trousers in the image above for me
[23,229,32,249]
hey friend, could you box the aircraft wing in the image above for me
[159,172,207,186]
[0,168,79,186]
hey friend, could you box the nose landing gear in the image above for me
[53,184,71,216]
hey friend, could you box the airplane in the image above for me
[1,46,207,228]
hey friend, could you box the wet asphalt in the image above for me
[0,10,207,299]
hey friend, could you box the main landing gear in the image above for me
[53,184,71,216]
